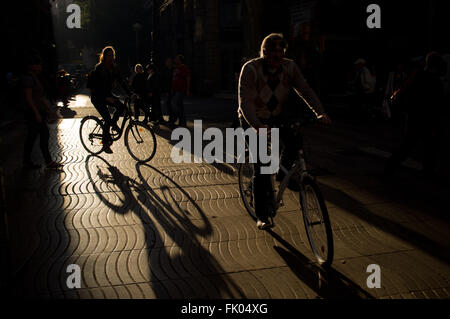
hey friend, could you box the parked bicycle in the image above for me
[238,118,334,268]
[79,93,157,163]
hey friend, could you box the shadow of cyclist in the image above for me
[85,155,244,298]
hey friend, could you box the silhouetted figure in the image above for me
[87,46,130,154]
[170,55,191,127]
[383,62,407,121]
[238,33,331,230]
[354,58,377,118]
[162,57,174,122]
[385,52,447,178]
[22,54,62,169]
[131,64,151,122]
[56,69,71,107]
[146,64,164,123]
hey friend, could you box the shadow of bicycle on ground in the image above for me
[85,155,244,298]
[267,229,373,299]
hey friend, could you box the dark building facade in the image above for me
[155,0,450,97]
[2,0,57,74]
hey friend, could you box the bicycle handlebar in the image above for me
[277,116,318,131]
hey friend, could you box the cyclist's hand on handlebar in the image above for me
[318,114,332,125]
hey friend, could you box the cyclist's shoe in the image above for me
[112,124,121,134]
[256,218,274,230]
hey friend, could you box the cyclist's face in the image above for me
[104,51,114,65]
[265,40,285,69]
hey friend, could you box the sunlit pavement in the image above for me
[1,94,449,299]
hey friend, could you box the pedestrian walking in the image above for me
[146,64,164,124]
[161,57,174,123]
[383,61,407,120]
[170,54,191,127]
[354,58,377,118]
[385,52,447,179]
[22,54,62,169]
[131,64,151,121]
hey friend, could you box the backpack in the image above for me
[86,68,96,90]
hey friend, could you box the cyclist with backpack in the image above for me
[87,46,131,154]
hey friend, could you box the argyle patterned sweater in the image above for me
[238,57,325,128]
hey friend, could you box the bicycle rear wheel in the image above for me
[125,121,157,163]
[238,162,257,220]
[299,175,334,268]
[79,116,104,155]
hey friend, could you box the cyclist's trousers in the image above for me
[240,117,302,220]
[91,97,125,141]
[134,97,151,120]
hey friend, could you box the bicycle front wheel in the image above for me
[79,116,104,155]
[125,121,157,163]
[238,162,257,220]
[299,175,334,268]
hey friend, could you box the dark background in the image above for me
[1,0,449,97]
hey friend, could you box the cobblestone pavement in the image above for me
[1,96,450,299]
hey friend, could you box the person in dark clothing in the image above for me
[131,64,151,122]
[162,57,174,123]
[239,33,331,230]
[170,55,191,127]
[146,64,164,124]
[87,46,130,154]
[22,54,62,169]
[385,52,447,178]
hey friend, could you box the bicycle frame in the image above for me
[87,96,135,142]
[107,96,136,141]
[242,118,313,214]
[272,148,308,211]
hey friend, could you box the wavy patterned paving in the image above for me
[5,119,450,299]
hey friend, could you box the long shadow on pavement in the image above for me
[318,181,450,266]
[86,155,244,298]
[152,123,241,178]
[267,229,374,299]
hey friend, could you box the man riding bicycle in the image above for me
[238,33,331,230]
[87,46,131,154]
